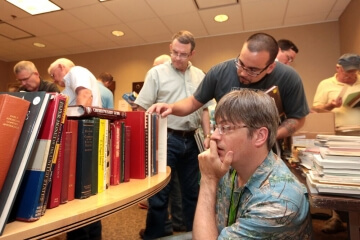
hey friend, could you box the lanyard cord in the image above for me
[227,170,243,226]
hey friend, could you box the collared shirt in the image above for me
[19,78,60,93]
[313,74,360,127]
[216,151,312,239]
[62,66,101,107]
[135,61,214,131]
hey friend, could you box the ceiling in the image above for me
[0,0,351,62]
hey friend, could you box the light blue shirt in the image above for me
[97,81,114,109]
[216,151,312,239]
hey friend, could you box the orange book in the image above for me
[0,94,30,192]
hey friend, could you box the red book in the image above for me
[66,119,78,201]
[60,132,72,204]
[47,120,66,209]
[124,125,131,182]
[110,121,121,185]
[0,94,30,192]
[125,111,146,179]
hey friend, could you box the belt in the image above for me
[167,128,195,137]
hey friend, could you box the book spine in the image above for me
[60,132,72,204]
[0,95,30,192]
[38,94,67,216]
[66,120,78,201]
[104,119,110,190]
[120,121,126,182]
[98,119,105,193]
[75,119,94,199]
[91,118,100,195]
[124,125,131,182]
[110,121,121,185]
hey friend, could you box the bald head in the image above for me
[153,54,171,66]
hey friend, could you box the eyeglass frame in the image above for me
[17,72,34,82]
[234,55,272,77]
[212,124,248,135]
[170,49,191,59]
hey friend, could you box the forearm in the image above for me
[193,179,218,240]
[171,96,203,116]
[277,117,305,139]
[76,87,93,106]
[201,108,211,149]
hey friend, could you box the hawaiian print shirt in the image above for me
[216,151,313,239]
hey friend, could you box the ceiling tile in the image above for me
[146,0,197,16]
[195,0,237,9]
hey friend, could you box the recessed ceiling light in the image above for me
[214,14,229,23]
[112,31,125,37]
[33,42,46,48]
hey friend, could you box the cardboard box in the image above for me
[293,112,335,139]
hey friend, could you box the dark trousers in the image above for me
[67,221,102,240]
[143,133,200,239]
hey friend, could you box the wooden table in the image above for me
[286,161,360,239]
[0,167,171,240]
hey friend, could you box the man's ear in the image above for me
[253,127,268,148]
[266,62,276,74]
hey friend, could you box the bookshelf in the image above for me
[0,167,171,240]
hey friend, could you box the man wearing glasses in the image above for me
[193,89,312,239]
[148,32,309,141]
[13,60,60,93]
[135,30,213,239]
[276,39,299,65]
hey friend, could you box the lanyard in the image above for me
[227,169,242,226]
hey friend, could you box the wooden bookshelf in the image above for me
[0,167,171,240]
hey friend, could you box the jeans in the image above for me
[143,133,200,239]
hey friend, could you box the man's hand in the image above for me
[331,97,342,108]
[198,140,232,183]
[147,103,173,117]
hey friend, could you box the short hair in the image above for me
[278,39,299,53]
[98,72,113,83]
[246,33,279,65]
[48,58,75,74]
[214,89,279,150]
[14,61,38,74]
[172,30,196,52]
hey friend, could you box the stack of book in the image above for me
[306,134,360,197]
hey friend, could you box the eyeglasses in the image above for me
[17,72,34,82]
[170,50,191,59]
[234,55,271,77]
[212,124,248,135]
[283,51,294,63]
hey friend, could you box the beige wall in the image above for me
[339,0,360,54]
[1,0,359,110]
[1,21,341,109]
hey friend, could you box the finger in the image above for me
[222,151,233,171]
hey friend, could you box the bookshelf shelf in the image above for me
[0,167,171,240]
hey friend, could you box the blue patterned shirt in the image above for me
[216,151,313,239]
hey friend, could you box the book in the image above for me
[319,147,360,161]
[343,90,360,108]
[41,93,68,215]
[194,128,206,153]
[75,119,94,199]
[265,85,284,117]
[91,118,100,195]
[122,92,138,109]
[0,91,51,235]
[60,132,72,204]
[313,153,360,170]
[47,121,66,209]
[0,94,30,192]
[110,121,121,185]
[104,119,111,190]
[125,111,146,179]
[14,93,67,221]
[66,119,79,201]
[98,118,106,193]
[67,105,126,120]
[124,125,131,182]
[120,122,126,182]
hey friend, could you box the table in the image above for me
[0,167,171,240]
[286,161,360,239]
